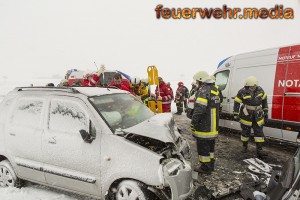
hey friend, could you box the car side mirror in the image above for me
[80,120,96,143]
[79,129,93,143]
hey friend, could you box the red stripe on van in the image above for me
[272,45,300,123]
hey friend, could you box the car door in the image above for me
[42,96,101,197]
[5,96,46,183]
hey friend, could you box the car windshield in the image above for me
[89,94,154,132]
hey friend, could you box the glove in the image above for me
[157,96,162,101]
[96,65,106,76]
[233,114,240,122]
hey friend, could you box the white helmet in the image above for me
[245,76,258,86]
[141,78,148,84]
[193,71,212,83]
[131,76,141,85]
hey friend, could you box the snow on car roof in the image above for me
[11,86,129,97]
[73,87,129,96]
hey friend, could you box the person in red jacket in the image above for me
[82,66,105,87]
[155,77,173,112]
[109,73,131,92]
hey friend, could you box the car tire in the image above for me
[0,160,19,187]
[115,180,149,200]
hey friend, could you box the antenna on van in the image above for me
[93,61,99,70]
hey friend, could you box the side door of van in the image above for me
[42,96,101,197]
[281,45,300,142]
[5,96,46,183]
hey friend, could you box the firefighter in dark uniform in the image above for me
[233,76,268,158]
[174,82,189,115]
[191,71,220,174]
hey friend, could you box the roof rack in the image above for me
[15,87,80,94]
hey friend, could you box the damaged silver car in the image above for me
[0,87,193,200]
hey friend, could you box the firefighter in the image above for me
[191,71,220,174]
[174,82,189,115]
[233,76,268,158]
[130,76,143,96]
[140,78,150,106]
[155,77,173,113]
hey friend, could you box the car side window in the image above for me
[10,97,44,128]
[49,99,88,134]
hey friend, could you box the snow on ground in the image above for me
[0,183,96,200]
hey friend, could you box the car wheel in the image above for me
[115,180,148,200]
[0,160,18,187]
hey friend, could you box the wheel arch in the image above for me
[105,178,160,200]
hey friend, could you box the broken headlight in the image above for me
[162,158,184,177]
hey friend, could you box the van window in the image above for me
[215,70,230,90]
[10,98,43,128]
[49,99,88,134]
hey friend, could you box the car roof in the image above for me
[11,87,128,97]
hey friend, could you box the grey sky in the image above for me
[0,0,299,82]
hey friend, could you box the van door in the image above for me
[215,70,231,126]
[281,45,300,142]
[42,97,101,197]
[6,97,46,183]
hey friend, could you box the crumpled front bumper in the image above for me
[164,163,194,200]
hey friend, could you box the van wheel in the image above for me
[115,180,149,200]
[0,160,18,187]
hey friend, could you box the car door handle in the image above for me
[48,137,56,144]
[9,133,16,136]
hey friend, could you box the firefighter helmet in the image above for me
[193,71,211,82]
[131,76,141,85]
[141,78,148,84]
[245,76,258,86]
[178,82,184,86]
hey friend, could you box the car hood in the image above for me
[122,113,180,143]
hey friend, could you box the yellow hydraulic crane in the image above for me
[147,66,163,113]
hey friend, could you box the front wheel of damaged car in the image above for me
[0,160,19,187]
[115,180,151,200]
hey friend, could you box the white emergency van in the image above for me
[214,44,300,143]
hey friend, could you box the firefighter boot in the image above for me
[256,143,268,158]
[241,142,248,153]
[194,163,212,174]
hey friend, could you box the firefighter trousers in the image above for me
[196,138,215,171]
[176,100,188,113]
[240,121,265,143]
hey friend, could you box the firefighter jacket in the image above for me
[233,86,268,127]
[175,86,189,102]
[130,83,148,96]
[191,83,220,139]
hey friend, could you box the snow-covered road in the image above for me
[0,183,96,200]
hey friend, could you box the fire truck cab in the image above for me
[214,44,300,143]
